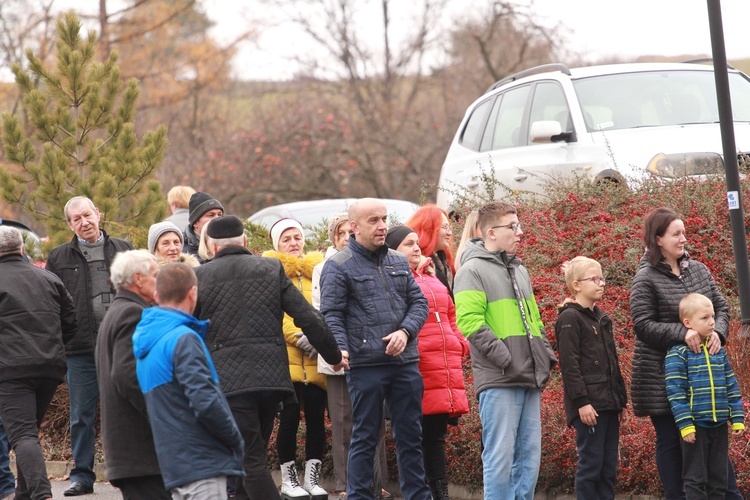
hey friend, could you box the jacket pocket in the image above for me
[351,276,377,298]
[387,268,410,295]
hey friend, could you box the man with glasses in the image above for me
[454,201,557,500]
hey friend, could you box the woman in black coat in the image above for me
[629,207,741,500]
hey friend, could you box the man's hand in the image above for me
[383,329,408,356]
[331,351,349,372]
[578,404,598,427]
[618,409,628,425]
[683,432,696,443]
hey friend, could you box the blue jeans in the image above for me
[66,354,99,486]
[479,387,542,500]
[346,363,431,500]
[572,410,620,500]
[0,419,15,498]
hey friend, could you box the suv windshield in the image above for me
[573,70,750,132]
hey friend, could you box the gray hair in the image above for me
[0,226,23,256]
[64,196,97,221]
[110,250,157,291]
[209,235,245,249]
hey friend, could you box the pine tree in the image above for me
[0,11,168,249]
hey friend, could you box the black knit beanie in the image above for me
[188,192,224,226]
[385,225,414,249]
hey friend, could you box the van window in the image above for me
[460,97,494,151]
[482,85,530,151]
[529,82,570,131]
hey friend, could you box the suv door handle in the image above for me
[514,174,528,181]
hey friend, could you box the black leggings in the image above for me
[277,382,328,463]
[422,413,449,482]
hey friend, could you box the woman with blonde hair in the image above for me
[455,210,480,270]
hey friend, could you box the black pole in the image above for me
[706,0,750,326]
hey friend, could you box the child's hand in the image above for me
[683,432,696,443]
[578,404,598,426]
[732,428,744,436]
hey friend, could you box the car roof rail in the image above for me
[682,58,736,70]
[485,63,572,94]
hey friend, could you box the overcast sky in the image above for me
[201,0,750,80]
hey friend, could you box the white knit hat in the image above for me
[148,221,183,254]
[269,218,304,251]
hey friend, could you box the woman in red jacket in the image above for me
[386,225,469,500]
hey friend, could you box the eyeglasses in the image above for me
[490,222,522,233]
[578,276,606,285]
[439,223,450,232]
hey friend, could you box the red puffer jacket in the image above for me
[413,259,470,417]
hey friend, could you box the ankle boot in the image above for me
[280,461,310,499]
[303,459,328,500]
[429,478,450,500]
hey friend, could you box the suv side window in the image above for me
[460,97,494,151]
[529,81,570,131]
[481,85,530,151]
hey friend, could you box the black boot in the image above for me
[428,478,450,500]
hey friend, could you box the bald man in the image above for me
[320,198,431,500]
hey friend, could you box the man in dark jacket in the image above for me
[95,250,169,499]
[194,215,347,500]
[320,198,430,500]
[0,226,77,500]
[134,263,244,498]
[45,196,133,496]
[182,191,223,261]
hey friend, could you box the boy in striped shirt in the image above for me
[665,293,744,499]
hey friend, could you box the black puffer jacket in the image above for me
[556,303,627,426]
[194,245,342,397]
[0,254,77,382]
[629,253,729,416]
[45,231,133,354]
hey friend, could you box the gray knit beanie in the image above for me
[148,221,183,254]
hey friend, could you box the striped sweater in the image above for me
[664,342,745,437]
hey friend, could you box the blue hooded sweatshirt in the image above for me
[133,306,244,490]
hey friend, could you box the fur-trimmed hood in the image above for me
[261,250,323,280]
[156,252,200,268]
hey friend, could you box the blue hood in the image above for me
[133,307,209,360]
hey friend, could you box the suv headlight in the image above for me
[647,152,724,178]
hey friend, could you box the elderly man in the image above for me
[95,250,170,500]
[182,192,223,261]
[0,226,77,500]
[45,196,133,496]
[320,198,430,500]
[194,215,347,500]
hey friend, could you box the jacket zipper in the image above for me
[702,342,717,422]
[296,271,309,385]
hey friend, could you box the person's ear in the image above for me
[153,290,161,305]
[682,318,691,329]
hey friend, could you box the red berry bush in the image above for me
[435,170,750,496]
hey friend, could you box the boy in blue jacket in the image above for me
[665,293,744,500]
[133,263,244,499]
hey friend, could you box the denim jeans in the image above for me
[0,419,15,498]
[479,387,542,500]
[346,363,431,500]
[66,353,99,486]
[572,410,620,500]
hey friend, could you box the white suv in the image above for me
[436,62,750,212]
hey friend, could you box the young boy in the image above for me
[665,293,745,500]
[556,256,627,500]
[454,201,557,499]
[133,263,244,499]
